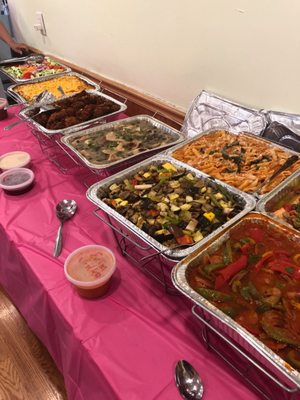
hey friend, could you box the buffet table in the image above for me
[0,108,261,400]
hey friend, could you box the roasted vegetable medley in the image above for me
[97,162,243,248]
[68,120,177,165]
[187,221,300,371]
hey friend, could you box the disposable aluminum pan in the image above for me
[86,155,256,259]
[182,90,267,138]
[172,212,300,392]
[257,169,300,233]
[61,115,185,170]
[7,71,100,104]
[19,90,127,136]
[166,128,300,196]
[0,56,71,83]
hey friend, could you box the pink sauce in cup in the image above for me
[64,245,116,298]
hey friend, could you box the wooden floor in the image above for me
[0,286,67,400]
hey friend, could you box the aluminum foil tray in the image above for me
[266,110,300,137]
[0,55,71,83]
[262,121,300,153]
[61,115,185,170]
[86,155,256,259]
[181,90,267,138]
[172,212,300,392]
[257,169,300,233]
[7,71,100,104]
[19,90,127,136]
[167,128,300,196]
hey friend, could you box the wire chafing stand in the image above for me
[192,305,300,400]
[93,208,178,293]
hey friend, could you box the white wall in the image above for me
[7,0,300,114]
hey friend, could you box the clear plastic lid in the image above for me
[64,245,116,288]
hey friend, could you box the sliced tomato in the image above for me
[22,71,32,79]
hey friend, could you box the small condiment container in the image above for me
[0,167,35,195]
[0,151,31,171]
[0,98,8,120]
[64,245,116,299]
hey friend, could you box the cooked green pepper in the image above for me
[223,240,232,265]
[287,349,300,369]
[195,287,233,302]
[203,262,226,275]
[209,193,222,209]
[218,305,239,318]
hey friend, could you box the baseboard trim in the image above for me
[29,47,186,128]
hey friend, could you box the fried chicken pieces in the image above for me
[32,91,120,130]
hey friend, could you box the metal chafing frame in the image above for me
[192,306,299,400]
[93,208,177,293]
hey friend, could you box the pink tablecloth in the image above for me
[0,109,262,400]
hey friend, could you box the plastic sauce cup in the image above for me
[0,151,31,171]
[0,167,34,195]
[64,245,116,299]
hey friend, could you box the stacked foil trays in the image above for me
[181,90,267,138]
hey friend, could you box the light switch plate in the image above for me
[35,11,46,36]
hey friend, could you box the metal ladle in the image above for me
[54,199,77,257]
[175,360,204,400]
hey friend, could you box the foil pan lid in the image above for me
[181,90,267,138]
[262,121,300,152]
[267,110,300,138]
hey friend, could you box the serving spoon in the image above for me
[175,360,204,400]
[0,54,44,65]
[54,199,77,257]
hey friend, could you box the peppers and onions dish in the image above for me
[187,221,300,371]
[97,162,243,248]
[68,120,177,165]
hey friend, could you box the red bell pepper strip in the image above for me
[269,260,300,280]
[215,254,248,289]
[253,252,274,271]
